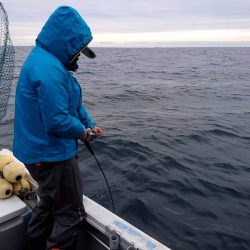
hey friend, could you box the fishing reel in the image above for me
[80,128,96,142]
[86,131,96,142]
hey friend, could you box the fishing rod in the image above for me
[84,136,116,214]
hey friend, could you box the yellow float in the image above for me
[13,178,31,196]
[3,162,26,183]
[0,154,14,172]
[0,177,13,199]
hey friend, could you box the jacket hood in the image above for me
[36,6,93,66]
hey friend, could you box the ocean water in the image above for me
[1,47,250,250]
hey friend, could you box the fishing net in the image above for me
[0,2,15,121]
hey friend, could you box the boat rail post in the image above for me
[110,232,120,250]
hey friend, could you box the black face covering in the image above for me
[67,53,80,72]
[67,46,96,72]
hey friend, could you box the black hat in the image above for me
[81,46,96,59]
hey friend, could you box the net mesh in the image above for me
[0,2,15,121]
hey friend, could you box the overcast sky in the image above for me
[3,0,250,47]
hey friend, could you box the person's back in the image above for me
[14,6,95,164]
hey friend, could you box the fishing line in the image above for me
[84,141,116,214]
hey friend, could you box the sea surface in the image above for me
[1,47,250,250]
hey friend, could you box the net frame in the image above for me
[0,2,15,121]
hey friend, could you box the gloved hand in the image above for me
[92,127,104,138]
[79,127,103,142]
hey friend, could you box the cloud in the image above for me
[3,0,250,46]
[94,29,250,43]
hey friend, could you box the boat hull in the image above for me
[0,195,170,250]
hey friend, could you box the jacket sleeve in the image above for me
[35,67,84,138]
[78,104,96,128]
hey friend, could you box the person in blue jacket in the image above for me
[13,6,103,250]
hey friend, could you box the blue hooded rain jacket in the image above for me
[13,6,96,164]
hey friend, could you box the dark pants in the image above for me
[26,157,85,250]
